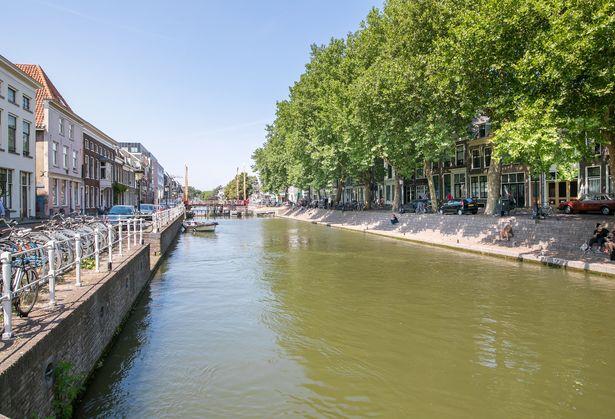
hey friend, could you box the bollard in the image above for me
[133,218,138,246]
[75,234,82,287]
[1,251,13,339]
[107,224,113,271]
[127,218,131,251]
[94,227,100,272]
[118,221,123,257]
[139,218,143,245]
[47,241,56,307]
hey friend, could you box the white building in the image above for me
[0,55,41,219]
[16,64,85,217]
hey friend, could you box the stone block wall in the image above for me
[0,246,150,418]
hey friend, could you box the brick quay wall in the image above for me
[278,208,615,277]
[0,217,184,418]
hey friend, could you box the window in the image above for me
[20,172,31,218]
[416,167,425,178]
[385,184,391,201]
[22,95,31,111]
[7,87,16,104]
[22,121,30,156]
[63,146,68,168]
[479,175,488,199]
[101,162,107,179]
[52,179,58,206]
[52,142,58,166]
[586,166,601,195]
[484,147,492,168]
[478,122,491,138]
[59,118,65,135]
[453,173,466,198]
[0,168,13,208]
[72,150,77,170]
[502,172,525,206]
[68,123,74,140]
[455,145,465,166]
[84,157,89,179]
[61,180,67,206]
[85,139,89,149]
[471,149,480,169]
[89,157,94,178]
[7,114,16,153]
[387,164,393,179]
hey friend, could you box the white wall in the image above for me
[0,63,37,218]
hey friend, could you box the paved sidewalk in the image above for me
[278,207,615,277]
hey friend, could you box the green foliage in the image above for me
[81,257,95,270]
[251,0,614,198]
[223,172,257,200]
[53,361,84,419]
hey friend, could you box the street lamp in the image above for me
[134,169,144,212]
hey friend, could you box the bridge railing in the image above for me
[152,204,185,233]
[1,218,145,340]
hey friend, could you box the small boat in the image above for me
[183,220,218,232]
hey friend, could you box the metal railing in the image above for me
[152,204,185,233]
[1,218,145,340]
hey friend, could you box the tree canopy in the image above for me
[252,0,614,212]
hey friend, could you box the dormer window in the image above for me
[478,122,491,138]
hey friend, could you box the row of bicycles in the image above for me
[0,215,126,318]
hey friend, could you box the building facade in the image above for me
[17,64,84,217]
[83,123,117,214]
[0,55,40,219]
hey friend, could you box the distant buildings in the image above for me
[0,53,179,219]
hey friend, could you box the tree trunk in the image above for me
[605,106,615,193]
[484,156,502,215]
[364,177,372,210]
[424,160,438,212]
[392,171,402,212]
[335,179,344,205]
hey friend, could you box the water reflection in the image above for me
[78,218,615,418]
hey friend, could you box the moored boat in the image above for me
[183,220,218,232]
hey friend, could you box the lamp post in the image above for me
[135,169,144,213]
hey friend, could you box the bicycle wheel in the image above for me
[15,268,38,317]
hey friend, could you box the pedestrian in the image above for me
[390,213,399,225]
[446,192,453,201]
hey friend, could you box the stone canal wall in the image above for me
[145,214,184,260]
[0,216,183,418]
[279,208,615,277]
[0,246,150,417]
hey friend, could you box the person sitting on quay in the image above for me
[390,213,399,225]
[585,223,609,253]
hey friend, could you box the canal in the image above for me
[77,218,615,418]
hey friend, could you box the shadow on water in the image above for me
[74,238,181,418]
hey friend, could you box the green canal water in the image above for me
[76,218,615,418]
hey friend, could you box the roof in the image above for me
[0,55,42,91]
[15,64,72,127]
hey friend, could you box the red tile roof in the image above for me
[15,64,72,127]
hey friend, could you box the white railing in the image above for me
[1,218,145,340]
[152,204,185,233]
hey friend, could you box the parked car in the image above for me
[107,205,135,224]
[439,198,478,215]
[558,194,615,215]
[139,204,156,220]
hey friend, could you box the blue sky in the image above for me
[2,0,381,189]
